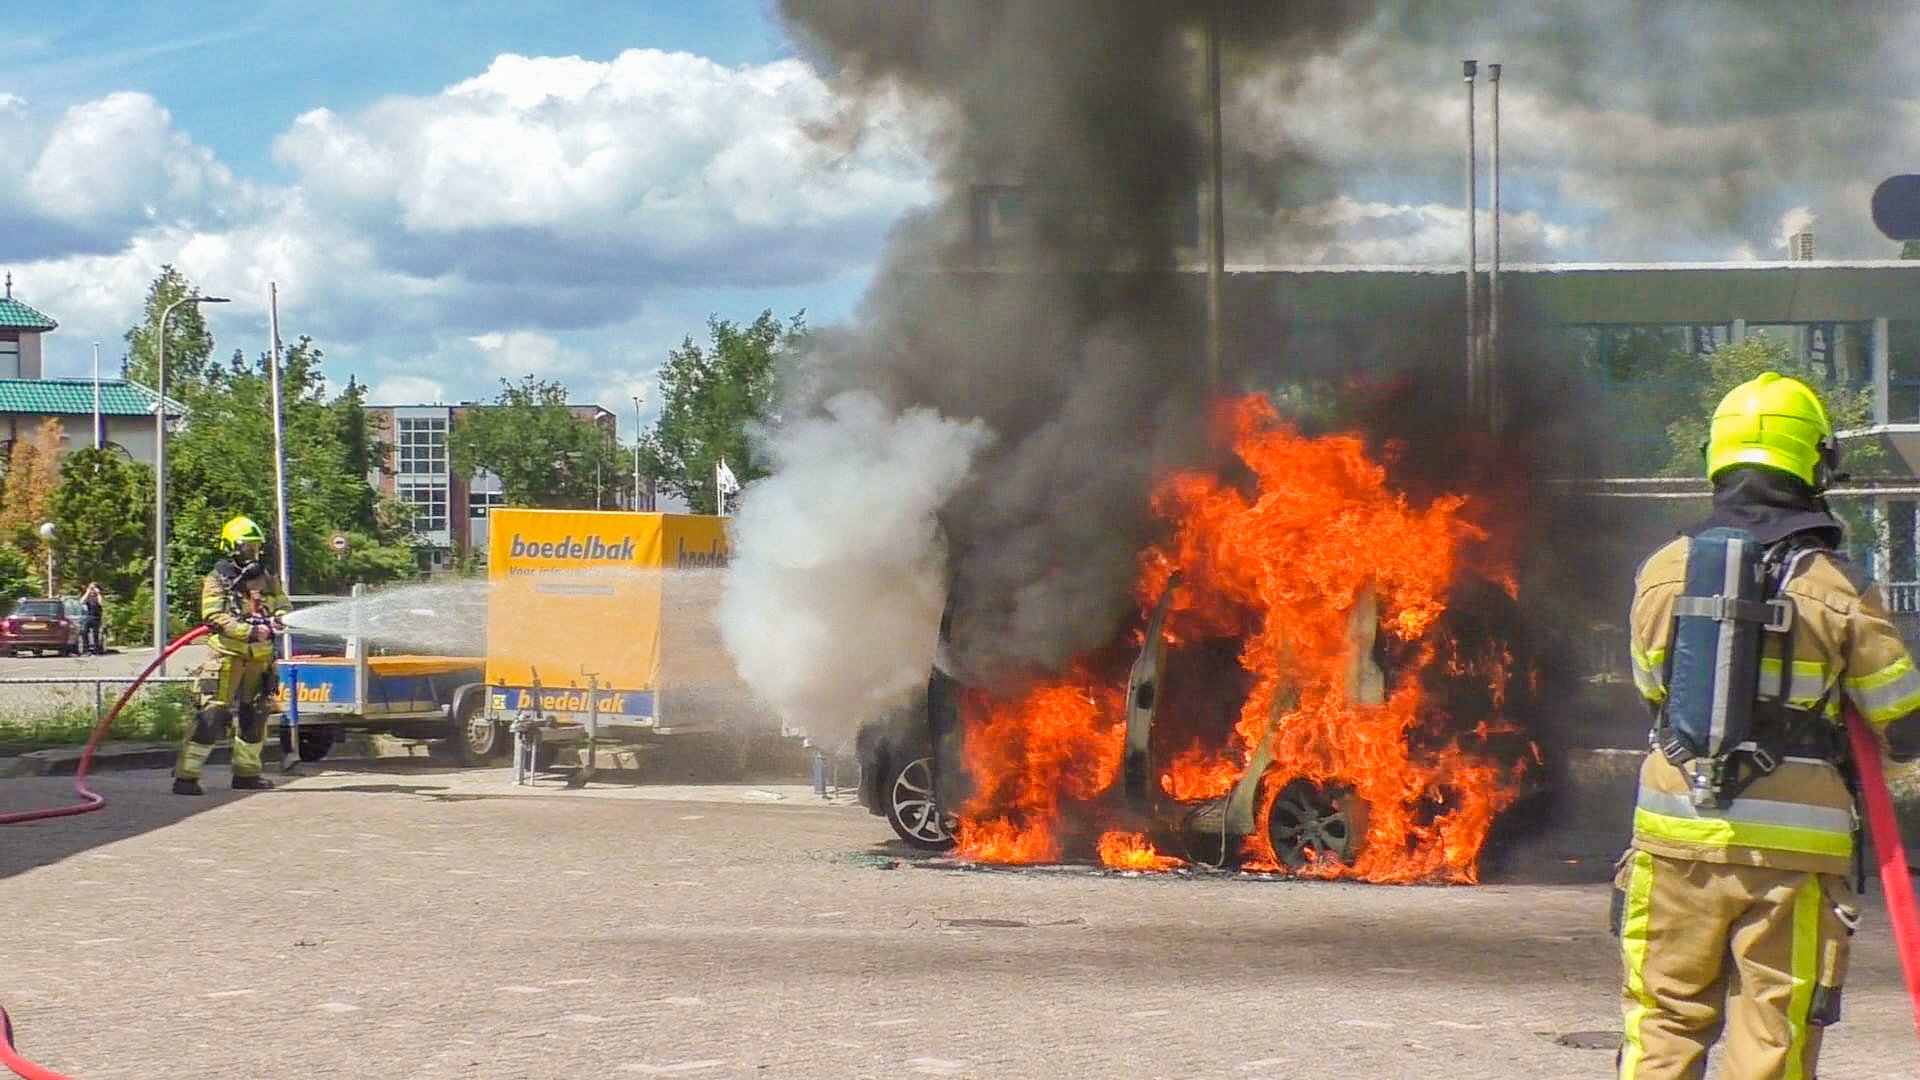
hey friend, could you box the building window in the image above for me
[395,416,448,475]
[398,480,448,535]
[0,340,17,380]
[1890,501,1918,585]
[469,490,507,518]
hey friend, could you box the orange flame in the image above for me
[1097,831,1185,871]
[1159,742,1240,802]
[954,394,1529,883]
[954,675,1126,864]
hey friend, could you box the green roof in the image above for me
[0,379,182,417]
[0,297,57,332]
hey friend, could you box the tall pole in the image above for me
[1204,10,1226,396]
[268,282,293,598]
[154,301,175,663]
[91,342,103,450]
[632,396,643,511]
[1463,60,1479,413]
[1489,62,1503,431]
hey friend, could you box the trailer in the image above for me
[274,651,486,763]
[272,509,791,775]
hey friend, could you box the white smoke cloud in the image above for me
[718,390,993,748]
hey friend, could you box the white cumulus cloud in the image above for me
[272,48,934,289]
[368,374,447,404]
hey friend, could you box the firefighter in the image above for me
[1618,371,1920,1078]
[172,516,291,795]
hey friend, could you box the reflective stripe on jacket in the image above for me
[1628,536,1920,875]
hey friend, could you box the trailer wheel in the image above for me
[448,695,507,766]
[296,726,337,763]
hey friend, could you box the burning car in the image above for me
[860,395,1539,884]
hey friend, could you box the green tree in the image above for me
[1661,334,1881,478]
[48,447,152,615]
[122,265,217,388]
[161,339,416,626]
[0,545,32,605]
[651,310,804,513]
[448,376,630,508]
[109,269,418,629]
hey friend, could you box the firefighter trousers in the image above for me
[1614,848,1858,1080]
[174,652,276,781]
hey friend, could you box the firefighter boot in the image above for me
[229,699,273,790]
[173,704,229,796]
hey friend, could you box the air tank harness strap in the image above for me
[1655,554,1803,810]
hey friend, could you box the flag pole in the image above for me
[91,342,104,450]
[268,282,292,594]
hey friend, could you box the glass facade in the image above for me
[396,416,448,475]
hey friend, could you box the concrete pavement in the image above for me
[0,760,1912,1078]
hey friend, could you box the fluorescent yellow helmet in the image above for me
[220,515,267,553]
[1705,371,1837,489]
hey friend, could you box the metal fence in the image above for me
[0,675,198,728]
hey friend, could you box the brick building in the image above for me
[361,401,634,569]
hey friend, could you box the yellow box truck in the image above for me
[277,508,781,771]
[459,507,777,766]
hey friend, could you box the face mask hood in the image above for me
[1685,466,1843,548]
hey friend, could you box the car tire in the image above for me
[1265,777,1368,871]
[883,753,955,851]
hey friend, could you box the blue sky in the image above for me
[4,2,1914,438]
[4,1,790,178]
[1,0,899,436]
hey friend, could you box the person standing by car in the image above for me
[80,582,104,655]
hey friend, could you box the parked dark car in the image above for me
[2,597,86,657]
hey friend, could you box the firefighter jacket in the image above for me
[202,558,290,663]
[1630,534,1920,876]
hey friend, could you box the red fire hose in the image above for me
[0,624,211,1079]
[1845,705,1920,1046]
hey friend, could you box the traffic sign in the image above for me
[1871,175,1920,241]
[329,534,350,554]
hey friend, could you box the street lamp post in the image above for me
[38,523,55,598]
[631,395,644,511]
[153,293,230,671]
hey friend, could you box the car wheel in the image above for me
[1265,778,1367,871]
[884,754,954,851]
